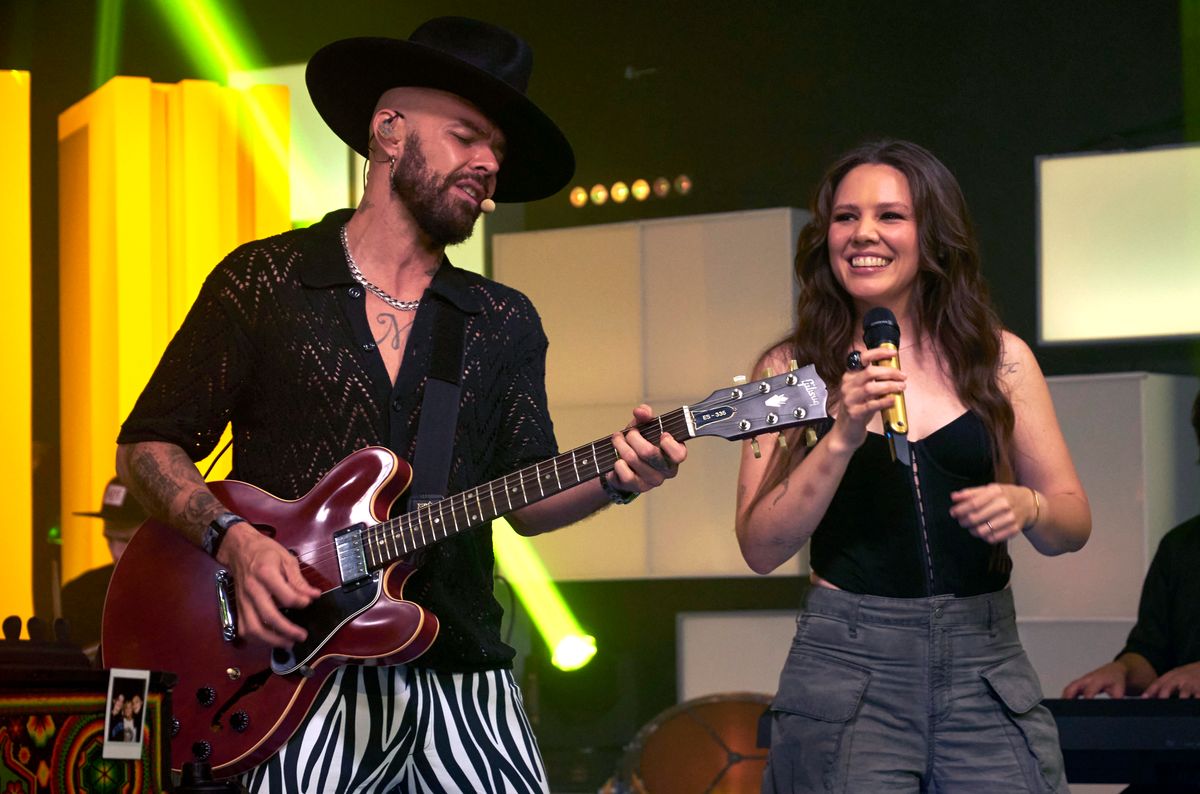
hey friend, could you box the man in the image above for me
[1062,389,1200,702]
[114,17,686,793]
[60,477,146,661]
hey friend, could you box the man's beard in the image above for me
[391,131,479,247]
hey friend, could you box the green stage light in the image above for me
[493,518,596,671]
[151,0,266,81]
[552,634,597,671]
[93,0,124,89]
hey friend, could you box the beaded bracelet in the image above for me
[1022,487,1041,533]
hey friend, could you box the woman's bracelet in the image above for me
[1022,487,1041,533]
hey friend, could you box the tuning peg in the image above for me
[761,367,775,379]
[804,427,818,448]
[750,438,762,459]
[733,375,747,386]
[789,359,799,371]
[777,433,788,451]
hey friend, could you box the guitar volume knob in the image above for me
[197,686,217,707]
[230,710,250,733]
[192,741,212,761]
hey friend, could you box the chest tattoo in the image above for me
[373,311,415,350]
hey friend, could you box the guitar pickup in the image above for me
[333,523,370,586]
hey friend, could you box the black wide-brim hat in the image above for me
[306,16,575,203]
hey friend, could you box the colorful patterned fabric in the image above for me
[0,691,168,793]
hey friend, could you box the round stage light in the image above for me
[569,186,588,208]
[631,179,650,201]
[590,184,609,205]
[552,634,597,671]
[674,174,693,195]
[611,181,630,203]
[652,177,671,198]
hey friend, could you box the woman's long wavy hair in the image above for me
[749,140,1014,511]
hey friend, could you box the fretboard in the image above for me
[358,407,692,569]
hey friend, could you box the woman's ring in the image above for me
[846,350,864,371]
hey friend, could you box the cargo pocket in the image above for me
[981,653,1067,793]
[766,651,870,794]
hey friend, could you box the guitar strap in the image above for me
[409,296,467,511]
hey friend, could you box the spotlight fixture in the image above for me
[610,181,629,203]
[631,179,650,201]
[569,186,588,208]
[590,183,609,205]
[673,174,693,195]
[652,177,671,198]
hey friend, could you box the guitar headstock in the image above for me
[685,364,829,441]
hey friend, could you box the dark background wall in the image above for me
[2,2,1196,787]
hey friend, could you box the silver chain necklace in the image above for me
[339,225,421,312]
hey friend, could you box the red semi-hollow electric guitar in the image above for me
[102,367,828,777]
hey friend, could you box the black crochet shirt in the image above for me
[119,208,558,671]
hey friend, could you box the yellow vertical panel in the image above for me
[58,96,93,592]
[147,85,173,351]
[59,77,156,583]
[0,70,34,623]
[242,84,290,238]
[215,88,240,264]
[78,79,116,582]
[112,78,155,468]
[176,81,227,317]
[60,77,291,574]
[59,83,109,583]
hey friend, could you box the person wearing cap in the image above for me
[60,478,147,661]
[114,16,685,793]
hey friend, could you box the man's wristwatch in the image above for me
[201,511,246,558]
[600,475,639,505]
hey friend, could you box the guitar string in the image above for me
[289,377,823,574]
[289,439,629,573]
[291,426,641,570]
[289,409,693,572]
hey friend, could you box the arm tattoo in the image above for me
[999,358,1019,376]
[183,490,225,529]
[126,445,225,542]
[373,312,415,350]
[128,451,183,517]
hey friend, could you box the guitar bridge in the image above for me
[333,523,370,586]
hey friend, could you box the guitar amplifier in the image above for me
[1044,697,1200,785]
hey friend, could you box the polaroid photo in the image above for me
[103,667,150,760]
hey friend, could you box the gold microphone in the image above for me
[862,307,909,464]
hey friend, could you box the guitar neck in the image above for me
[362,407,690,568]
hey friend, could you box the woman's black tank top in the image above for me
[809,412,1012,598]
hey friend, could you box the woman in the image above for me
[736,140,1091,793]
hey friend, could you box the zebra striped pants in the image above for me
[240,665,549,793]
